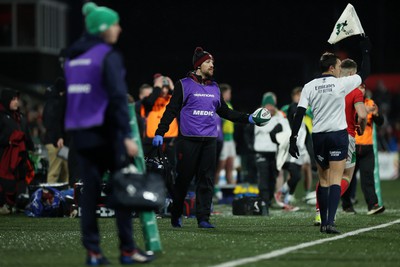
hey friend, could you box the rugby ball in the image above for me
[252,107,271,126]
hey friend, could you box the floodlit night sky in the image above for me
[68,0,399,109]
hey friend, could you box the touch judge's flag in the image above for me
[328,3,365,44]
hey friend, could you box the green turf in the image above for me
[1,179,400,267]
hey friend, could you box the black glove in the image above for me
[360,36,371,54]
[270,124,283,144]
[289,136,299,159]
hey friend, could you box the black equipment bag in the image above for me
[145,147,175,196]
[232,196,266,215]
[108,164,166,211]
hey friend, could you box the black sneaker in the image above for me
[320,225,327,233]
[342,206,357,214]
[171,217,182,228]
[367,204,385,215]
[86,251,110,266]
[120,248,155,264]
[326,225,340,234]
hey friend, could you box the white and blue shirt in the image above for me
[298,74,361,133]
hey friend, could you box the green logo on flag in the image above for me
[336,20,348,35]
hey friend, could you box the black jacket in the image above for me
[42,78,68,146]
[0,89,34,178]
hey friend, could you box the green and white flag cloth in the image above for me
[328,3,365,44]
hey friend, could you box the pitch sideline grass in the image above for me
[1,179,399,267]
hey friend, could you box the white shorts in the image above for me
[345,135,356,169]
[299,150,311,165]
[219,140,236,160]
[287,144,310,165]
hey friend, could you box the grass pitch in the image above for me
[1,179,400,267]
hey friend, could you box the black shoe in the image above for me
[198,221,215,228]
[171,217,182,228]
[342,206,357,214]
[326,225,340,234]
[86,251,110,266]
[367,205,385,215]
[320,225,327,233]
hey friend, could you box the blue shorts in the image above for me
[312,129,349,169]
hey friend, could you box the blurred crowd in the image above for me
[369,80,400,152]
[18,79,400,158]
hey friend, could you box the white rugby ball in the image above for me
[252,107,271,126]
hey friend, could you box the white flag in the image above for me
[327,3,365,44]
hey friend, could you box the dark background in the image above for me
[43,0,400,110]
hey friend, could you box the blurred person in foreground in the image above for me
[63,2,154,265]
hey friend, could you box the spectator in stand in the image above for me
[0,88,34,215]
[213,114,224,200]
[134,83,153,138]
[276,87,311,207]
[373,80,391,118]
[42,77,69,184]
[245,92,295,214]
[140,74,177,156]
[140,74,177,198]
[215,83,238,185]
[392,119,400,151]
[350,93,385,215]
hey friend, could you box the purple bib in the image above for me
[180,78,221,137]
[64,43,111,130]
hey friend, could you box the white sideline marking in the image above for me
[210,219,400,267]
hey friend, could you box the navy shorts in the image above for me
[312,129,349,169]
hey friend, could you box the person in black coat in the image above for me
[0,88,34,214]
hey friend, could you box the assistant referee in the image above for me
[289,37,371,234]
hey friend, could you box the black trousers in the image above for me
[171,138,216,223]
[282,162,302,194]
[255,152,277,206]
[76,147,135,253]
[351,144,379,210]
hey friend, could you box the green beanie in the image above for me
[261,92,276,107]
[82,2,119,35]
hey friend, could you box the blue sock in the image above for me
[317,186,329,226]
[328,185,341,225]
